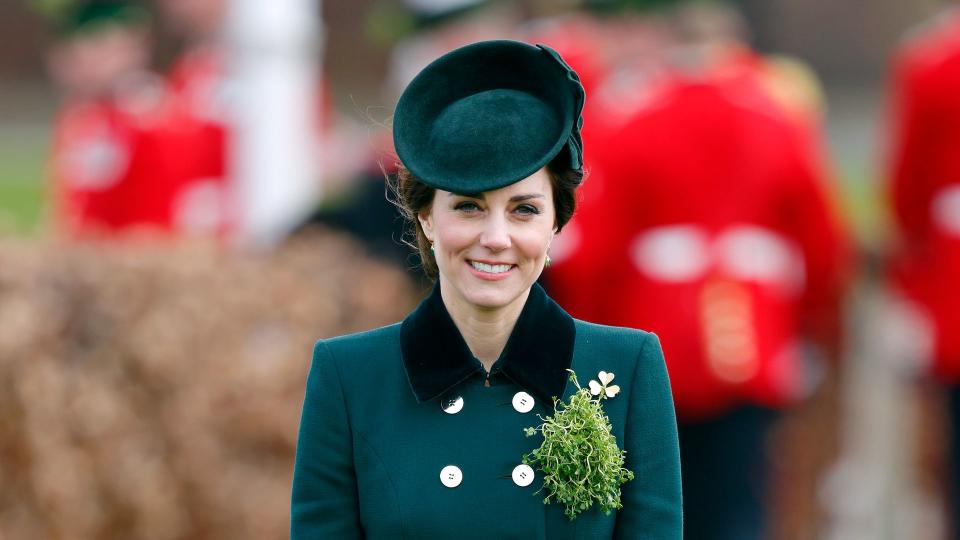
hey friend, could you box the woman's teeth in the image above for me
[470,261,512,274]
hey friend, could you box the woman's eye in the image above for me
[515,204,541,216]
[455,201,481,212]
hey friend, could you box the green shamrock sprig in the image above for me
[522,369,634,520]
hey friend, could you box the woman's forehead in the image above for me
[446,168,552,199]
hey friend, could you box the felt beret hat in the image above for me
[393,39,585,193]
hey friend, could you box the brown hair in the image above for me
[389,157,582,280]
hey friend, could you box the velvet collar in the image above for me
[400,282,576,406]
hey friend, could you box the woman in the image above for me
[291,40,682,539]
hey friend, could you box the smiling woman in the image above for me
[395,160,579,351]
[291,40,683,539]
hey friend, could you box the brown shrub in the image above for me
[0,231,415,540]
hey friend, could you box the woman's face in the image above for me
[419,168,556,313]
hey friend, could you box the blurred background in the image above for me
[1,0,958,538]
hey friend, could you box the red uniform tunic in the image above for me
[888,10,960,380]
[51,75,181,236]
[548,56,849,420]
[165,45,234,235]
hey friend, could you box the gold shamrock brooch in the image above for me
[588,371,620,399]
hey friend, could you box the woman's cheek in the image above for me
[519,227,553,258]
[438,223,477,255]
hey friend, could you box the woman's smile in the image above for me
[467,259,517,280]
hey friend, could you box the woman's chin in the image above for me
[459,283,526,311]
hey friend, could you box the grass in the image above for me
[833,162,889,251]
[0,131,48,235]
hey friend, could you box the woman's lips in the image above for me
[466,259,516,281]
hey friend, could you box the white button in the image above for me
[440,465,462,488]
[512,391,535,413]
[441,396,464,414]
[512,464,535,487]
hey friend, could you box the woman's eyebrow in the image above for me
[447,193,545,202]
[509,194,546,202]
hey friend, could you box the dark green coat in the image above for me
[291,284,682,539]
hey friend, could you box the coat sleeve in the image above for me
[291,340,363,539]
[614,332,683,539]
[888,48,936,250]
[782,144,851,352]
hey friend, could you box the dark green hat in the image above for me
[393,40,585,193]
[583,0,706,12]
[36,0,149,38]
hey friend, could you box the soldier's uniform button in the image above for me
[440,465,462,488]
[441,395,464,414]
[512,464,535,487]
[512,391,534,413]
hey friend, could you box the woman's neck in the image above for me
[439,281,530,373]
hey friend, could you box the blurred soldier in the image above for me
[887,7,960,536]
[45,0,180,236]
[383,0,520,98]
[546,2,850,538]
[530,0,675,311]
[155,0,233,236]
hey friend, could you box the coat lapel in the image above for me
[399,282,576,406]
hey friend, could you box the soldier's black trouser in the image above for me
[949,385,960,540]
[678,405,778,540]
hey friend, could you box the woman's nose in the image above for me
[479,216,511,251]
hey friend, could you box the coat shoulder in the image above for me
[573,318,658,352]
[571,319,665,378]
[313,323,402,374]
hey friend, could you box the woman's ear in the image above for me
[418,209,435,243]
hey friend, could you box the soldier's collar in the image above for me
[400,281,575,405]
